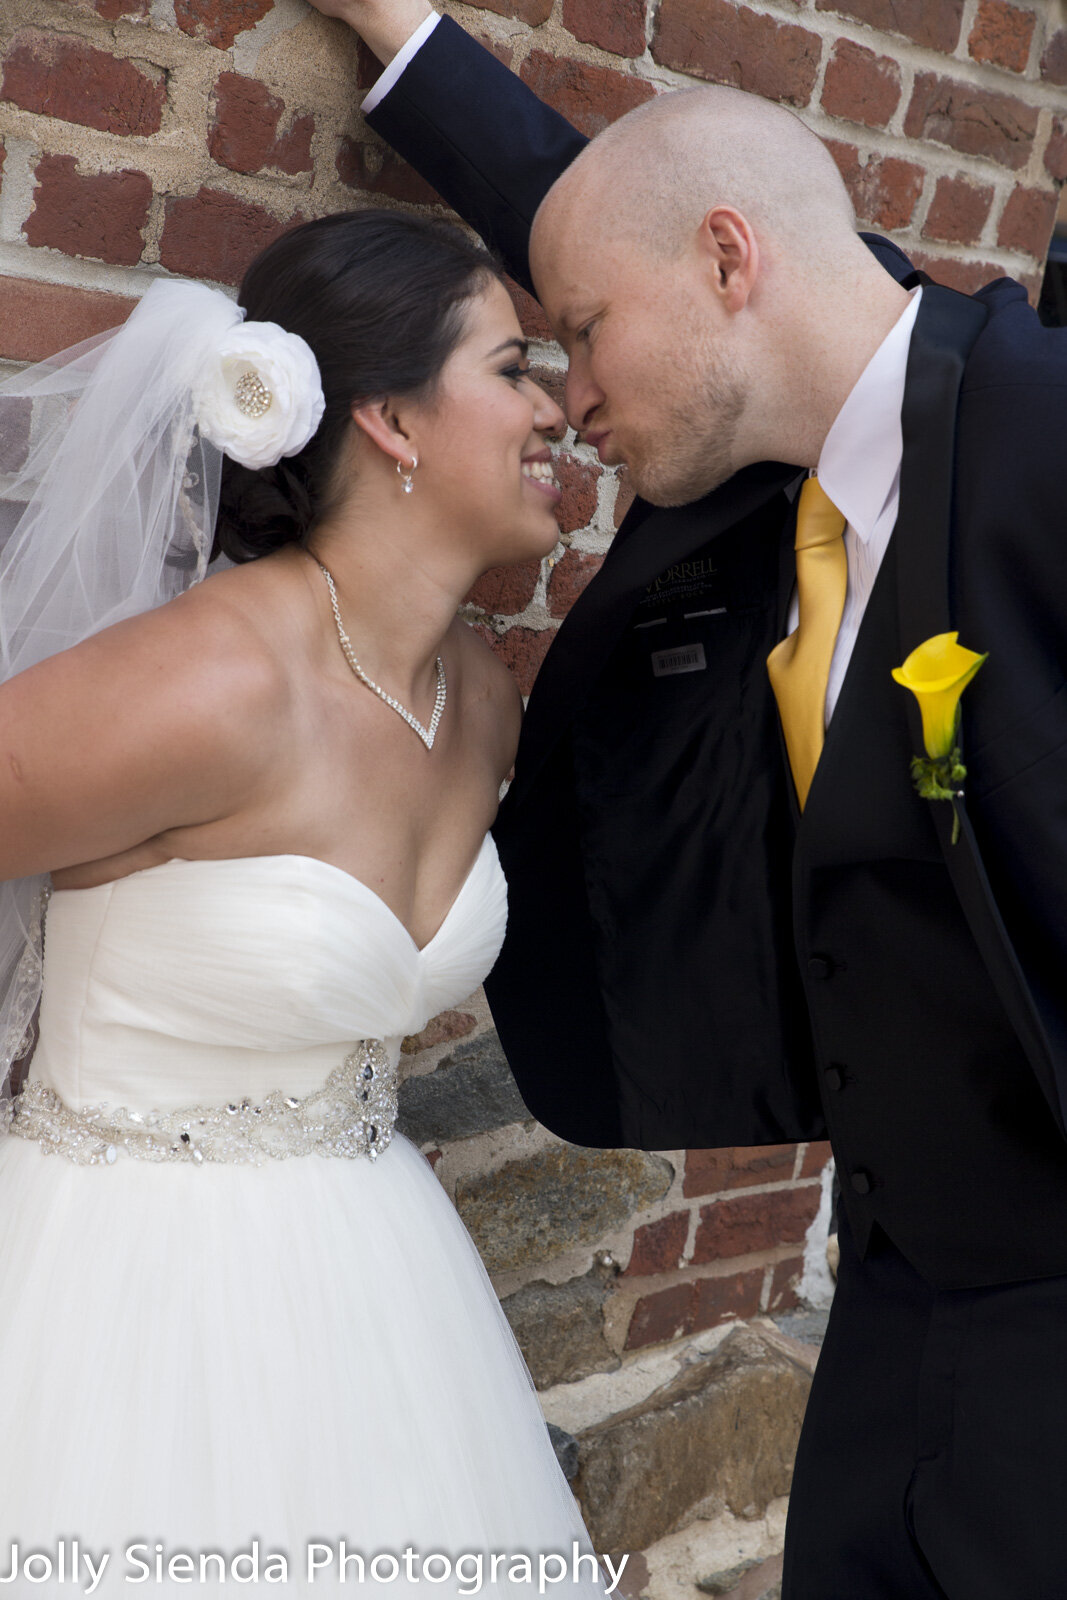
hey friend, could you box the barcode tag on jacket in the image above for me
[651,643,707,677]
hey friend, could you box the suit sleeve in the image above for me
[364,16,587,294]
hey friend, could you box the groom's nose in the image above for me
[564,359,606,435]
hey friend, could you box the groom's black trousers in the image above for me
[782,1211,1067,1600]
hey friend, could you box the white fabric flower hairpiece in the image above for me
[194,320,326,471]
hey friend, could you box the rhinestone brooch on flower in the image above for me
[234,370,273,419]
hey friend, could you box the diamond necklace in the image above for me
[318,563,446,752]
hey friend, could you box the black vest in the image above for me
[793,537,1067,1290]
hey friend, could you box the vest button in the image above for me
[808,956,832,979]
[824,1066,844,1092]
[850,1169,872,1195]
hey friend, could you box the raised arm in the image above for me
[309,2,587,293]
[304,0,433,63]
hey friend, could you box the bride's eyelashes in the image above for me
[500,362,532,383]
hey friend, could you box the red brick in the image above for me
[799,1140,833,1180]
[474,622,557,697]
[684,1144,797,1198]
[767,1255,804,1313]
[465,0,553,22]
[1045,116,1067,183]
[159,187,299,287]
[820,40,901,129]
[691,1185,821,1264]
[922,174,995,244]
[0,141,5,184]
[653,0,821,108]
[1040,27,1067,86]
[613,468,636,529]
[529,362,566,412]
[555,454,600,536]
[1,30,165,137]
[175,0,273,50]
[997,184,1059,258]
[815,0,963,53]
[506,277,553,343]
[400,1010,477,1055]
[823,140,924,230]
[465,560,541,616]
[210,74,313,177]
[624,1282,695,1349]
[731,1145,798,1186]
[0,277,136,364]
[624,1211,689,1277]
[904,74,1038,171]
[426,1148,443,1170]
[683,1149,732,1196]
[520,50,656,138]
[352,37,380,92]
[564,0,647,59]
[548,550,605,618]
[968,0,1036,73]
[1019,269,1044,306]
[909,251,1004,295]
[692,1268,763,1331]
[94,0,150,16]
[24,155,151,268]
[336,136,443,207]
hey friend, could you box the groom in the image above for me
[309,3,1067,1594]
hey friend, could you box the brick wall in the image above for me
[1,0,1063,1452]
[398,1005,830,1379]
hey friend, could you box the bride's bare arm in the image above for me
[0,588,285,883]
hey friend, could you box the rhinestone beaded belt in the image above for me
[6,1040,396,1167]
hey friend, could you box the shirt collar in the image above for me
[816,286,922,545]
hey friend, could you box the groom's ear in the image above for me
[696,206,759,313]
[350,398,413,467]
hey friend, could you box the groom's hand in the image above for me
[304,0,434,63]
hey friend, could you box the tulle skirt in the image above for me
[0,1131,602,1595]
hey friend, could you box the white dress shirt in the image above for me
[790,287,923,723]
[361,11,441,113]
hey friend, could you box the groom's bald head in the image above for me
[527,84,895,507]
[534,83,856,267]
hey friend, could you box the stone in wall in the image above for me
[456,1145,674,1275]
[500,1259,620,1389]
[546,1423,580,1482]
[396,1030,530,1145]
[573,1324,811,1554]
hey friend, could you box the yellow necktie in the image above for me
[767,476,847,810]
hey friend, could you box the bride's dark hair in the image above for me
[213,209,504,563]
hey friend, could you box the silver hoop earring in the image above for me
[397,456,418,495]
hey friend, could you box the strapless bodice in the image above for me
[27,841,507,1113]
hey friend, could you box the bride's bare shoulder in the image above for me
[133,554,306,715]
[0,556,308,883]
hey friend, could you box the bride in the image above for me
[0,210,608,1594]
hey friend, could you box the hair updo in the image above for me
[213,209,504,563]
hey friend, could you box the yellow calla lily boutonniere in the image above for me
[892,632,987,843]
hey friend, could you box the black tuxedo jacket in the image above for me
[368,19,1067,1157]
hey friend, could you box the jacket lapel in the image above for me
[892,283,1064,1134]
[505,459,798,809]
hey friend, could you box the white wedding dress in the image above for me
[0,845,602,1595]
